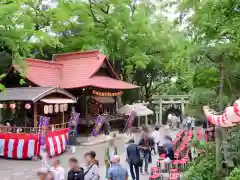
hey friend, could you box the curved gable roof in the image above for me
[0,87,76,103]
[12,50,137,89]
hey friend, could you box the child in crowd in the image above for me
[47,171,54,180]
[37,168,48,180]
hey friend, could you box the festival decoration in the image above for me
[25,103,31,109]
[10,103,16,109]
[64,104,68,111]
[92,115,105,136]
[38,116,50,145]
[223,106,240,123]
[48,105,53,114]
[0,128,68,159]
[60,104,64,112]
[92,90,123,96]
[44,105,49,114]
[203,104,240,127]
[0,104,3,108]
[234,99,240,116]
[54,104,59,113]
[69,112,80,129]
[123,111,137,132]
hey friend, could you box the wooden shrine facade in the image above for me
[0,87,76,131]
[2,50,137,133]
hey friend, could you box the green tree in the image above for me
[165,0,240,178]
[226,167,240,180]
[34,0,178,99]
[0,0,64,89]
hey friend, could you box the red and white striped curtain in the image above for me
[203,99,240,127]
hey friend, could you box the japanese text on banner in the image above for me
[38,116,50,146]
[92,115,105,137]
[69,112,80,129]
[124,111,136,131]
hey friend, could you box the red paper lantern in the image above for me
[10,103,16,109]
[25,103,31,109]
[0,104,3,109]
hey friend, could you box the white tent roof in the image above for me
[118,103,153,116]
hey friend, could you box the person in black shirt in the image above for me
[126,139,141,180]
[67,157,84,180]
[68,125,77,154]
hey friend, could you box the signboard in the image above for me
[92,115,105,136]
[123,111,136,132]
[38,116,50,145]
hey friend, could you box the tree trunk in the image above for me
[216,61,224,179]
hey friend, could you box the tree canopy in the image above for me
[0,0,181,100]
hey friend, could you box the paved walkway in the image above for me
[0,127,178,180]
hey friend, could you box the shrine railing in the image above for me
[79,114,125,125]
[0,114,125,133]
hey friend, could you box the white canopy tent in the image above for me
[118,103,153,126]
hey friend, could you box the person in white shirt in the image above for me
[41,148,50,169]
[151,126,160,154]
[50,157,65,180]
[167,114,172,124]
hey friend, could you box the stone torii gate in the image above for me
[152,95,189,125]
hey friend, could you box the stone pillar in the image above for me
[155,112,159,125]
[145,115,148,125]
[159,98,162,125]
[181,98,185,117]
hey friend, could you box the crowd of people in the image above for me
[37,150,100,180]
[36,125,176,180]
[126,126,175,180]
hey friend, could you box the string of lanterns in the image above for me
[44,104,68,114]
[92,90,123,96]
[0,103,68,114]
[0,103,31,109]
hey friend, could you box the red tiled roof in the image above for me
[14,59,63,87]
[14,50,137,90]
[86,76,137,89]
